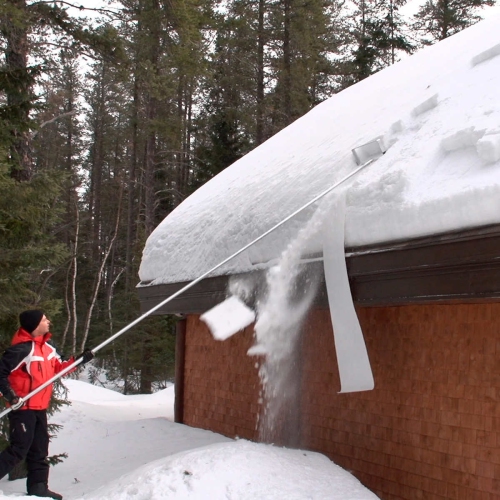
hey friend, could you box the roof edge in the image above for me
[137,224,500,314]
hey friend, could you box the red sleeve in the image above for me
[54,356,77,375]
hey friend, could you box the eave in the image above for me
[137,224,500,315]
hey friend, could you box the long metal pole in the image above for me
[0,159,373,420]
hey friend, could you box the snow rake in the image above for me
[0,144,385,420]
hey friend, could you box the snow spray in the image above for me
[246,193,340,444]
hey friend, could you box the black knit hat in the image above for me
[19,310,44,334]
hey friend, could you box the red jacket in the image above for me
[0,328,75,410]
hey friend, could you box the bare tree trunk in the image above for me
[61,202,80,352]
[107,268,124,336]
[88,63,107,259]
[256,0,265,145]
[80,188,123,352]
[143,0,161,236]
[144,99,156,235]
[390,0,395,64]
[71,203,80,353]
[126,74,139,291]
[283,0,292,124]
[61,261,72,350]
[178,79,193,197]
[3,0,33,181]
[139,344,153,394]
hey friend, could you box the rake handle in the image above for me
[0,159,375,420]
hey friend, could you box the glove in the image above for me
[76,349,94,365]
[4,390,24,411]
[10,396,25,411]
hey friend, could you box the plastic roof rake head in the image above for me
[352,136,386,166]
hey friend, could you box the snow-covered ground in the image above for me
[0,379,378,499]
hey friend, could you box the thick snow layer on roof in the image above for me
[139,16,500,286]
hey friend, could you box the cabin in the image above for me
[137,16,500,500]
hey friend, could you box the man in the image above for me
[0,310,94,499]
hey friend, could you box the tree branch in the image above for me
[29,0,121,17]
[32,110,77,138]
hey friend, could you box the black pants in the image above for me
[0,409,50,489]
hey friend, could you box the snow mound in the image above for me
[65,379,127,402]
[0,380,378,499]
[83,440,379,500]
[65,378,173,403]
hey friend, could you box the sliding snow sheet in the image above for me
[201,295,256,341]
[322,193,374,392]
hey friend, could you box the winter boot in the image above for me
[27,482,63,500]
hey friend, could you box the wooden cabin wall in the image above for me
[180,303,500,500]
[182,315,260,440]
[302,304,500,500]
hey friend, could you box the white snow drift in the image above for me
[0,379,379,499]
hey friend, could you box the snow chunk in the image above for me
[476,133,500,164]
[471,43,500,66]
[247,344,267,356]
[201,296,255,341]
[411,94,439,117]
[440,127,485,152]
[390,120,404,134]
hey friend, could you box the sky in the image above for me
[139,14,500,287]
[0,378,379,500]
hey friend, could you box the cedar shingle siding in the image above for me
[182,315,260,440]
[140,227,500,498]
[181,303,500,500]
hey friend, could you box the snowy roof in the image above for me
[139,16,500,287]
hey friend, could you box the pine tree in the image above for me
[413,0,495,44]
[0,168,68,325]
[191,16,254,189]
[0,0,39,180]
[341,0,413,85]
[0,0,123,181]
[0,158,69,479]
[66,0,214,393]
[0,2,124,478]
[266,0,343,133]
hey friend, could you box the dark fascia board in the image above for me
[137,224,500,314]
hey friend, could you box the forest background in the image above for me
[0,0,497,401]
